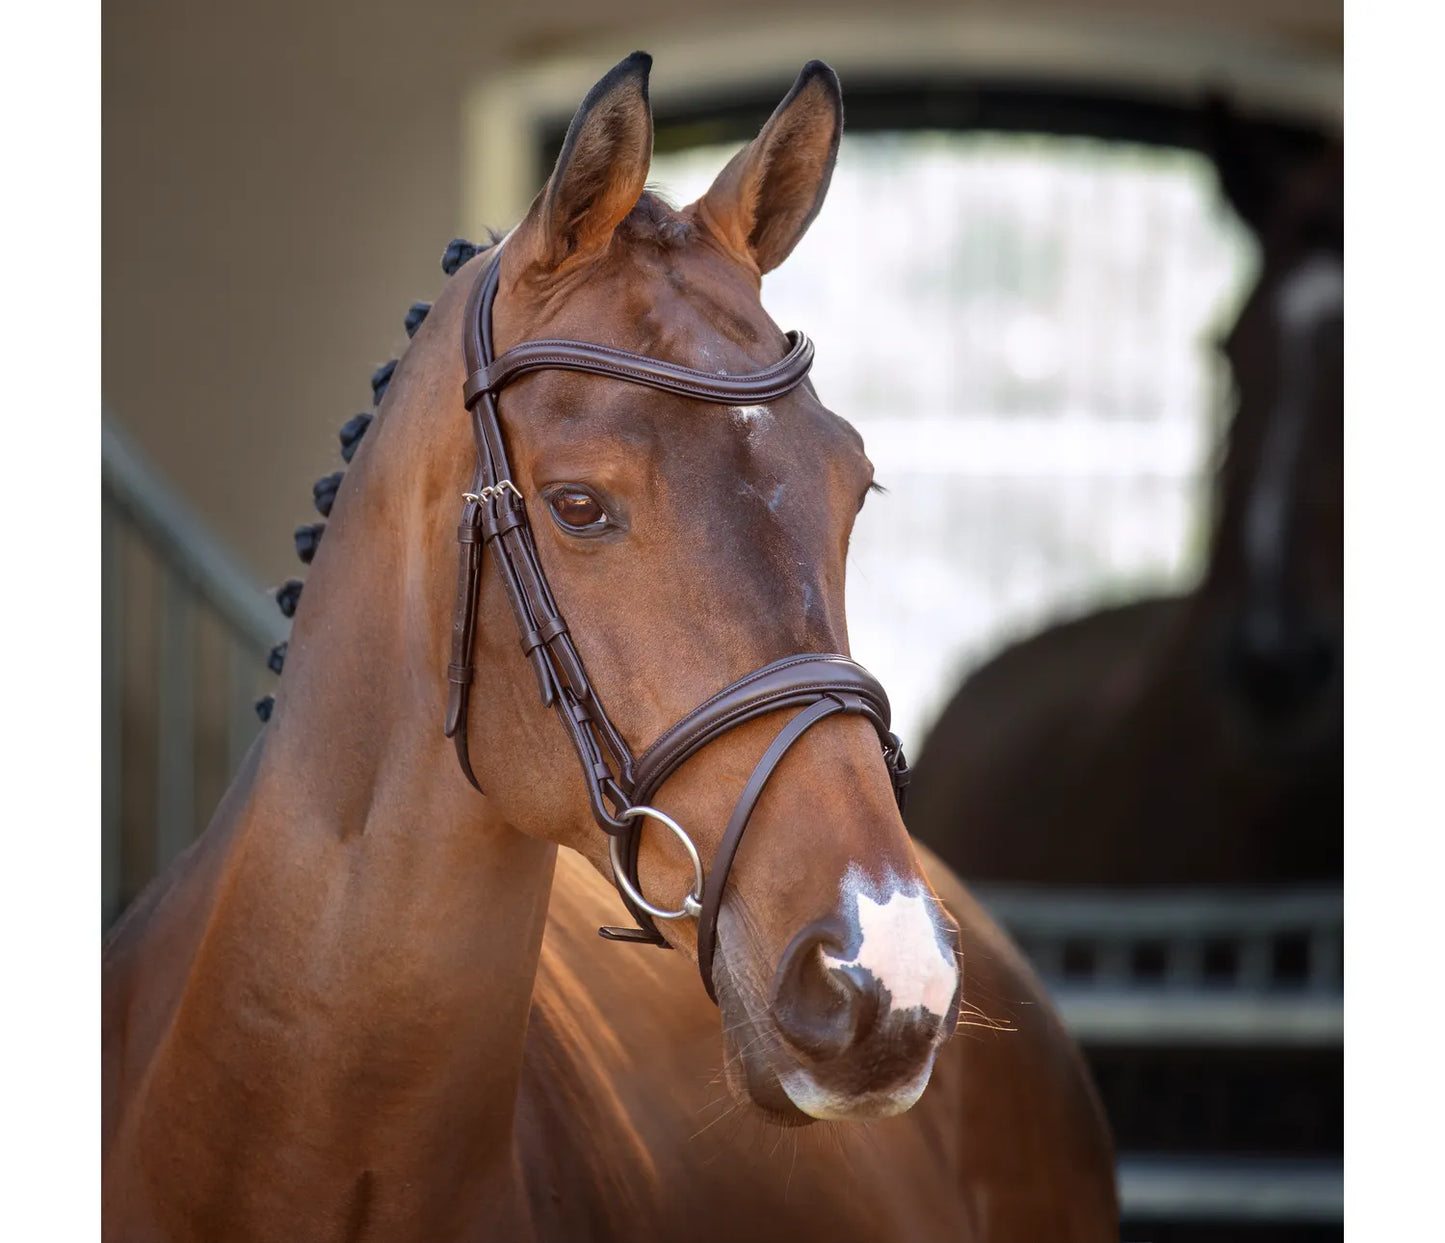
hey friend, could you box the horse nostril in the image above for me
[770,923,885,1062]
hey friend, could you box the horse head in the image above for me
[1205,105,1343,750]
[386,55,961,1124]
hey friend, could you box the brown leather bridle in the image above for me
[445,248,908,1003]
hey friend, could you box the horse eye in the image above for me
[548,489,607,532]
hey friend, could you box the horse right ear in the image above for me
[508,51,654,276]
[1201,93,1280,235]
[693,61,843,276]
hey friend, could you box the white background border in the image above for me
[2,0,100,1236]
[4,1,1437,1236]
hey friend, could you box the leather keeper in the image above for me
[551,637,590,700]
[536,615,568,643]
[481,506,525,541]
[462,369,492,406]
[527,648,553,706]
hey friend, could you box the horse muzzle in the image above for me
[716,892,962,1124]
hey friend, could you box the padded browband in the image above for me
[467,331,815,406]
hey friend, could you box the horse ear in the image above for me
[694,61,843,275]
[1201,92,1281,235]
[509,51,654,275]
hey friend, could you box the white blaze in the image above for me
[821,872,959,1018]
[730,404,772,446]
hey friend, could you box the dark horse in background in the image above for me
[906,111,1342,889]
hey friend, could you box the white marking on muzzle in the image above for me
[779,1057,938,1121]
[821,868,959,1019]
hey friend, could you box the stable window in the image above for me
[652,131,1256,744]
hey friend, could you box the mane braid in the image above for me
[253,234,502,722]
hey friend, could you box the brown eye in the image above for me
[548,488,608,532]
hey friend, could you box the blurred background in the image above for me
[104,2,1342,1239]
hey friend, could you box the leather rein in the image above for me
[445,248,909,1003]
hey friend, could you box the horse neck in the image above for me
[130,385,558,1227]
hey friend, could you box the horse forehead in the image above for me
[525,247,865,485]
[701,398,863,522]
[564,237,776,361]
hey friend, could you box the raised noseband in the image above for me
[621,654,907,1002]
[446,248,907,1003]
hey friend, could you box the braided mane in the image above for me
[254,234,502,720]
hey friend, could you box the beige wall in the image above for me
[103,0,1341,588]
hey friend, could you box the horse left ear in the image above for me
[508,51,654,276]
[693,60,843,275]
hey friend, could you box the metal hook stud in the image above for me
[463,479,524,505]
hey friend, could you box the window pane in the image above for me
[651,132,1258,746]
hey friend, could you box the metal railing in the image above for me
[978,885,1343,1045]
[102,414,286,928]
[1117,1154,1343,1224]
[973,885,1343,1229]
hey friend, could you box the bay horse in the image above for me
[103,55,1117,1242]
[906,115,1342,887]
